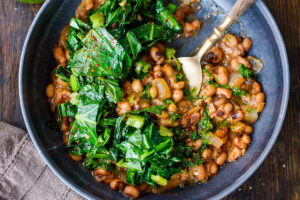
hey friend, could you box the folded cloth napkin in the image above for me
[0,122,86,200]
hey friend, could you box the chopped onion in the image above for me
[247,56,264,73]
[229,72,244,88]
[241,105,258,124]
[206,132,224,148]
[153,78,171,99]
[230,122,246,133]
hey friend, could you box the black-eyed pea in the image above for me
[242,134,251,144]
[123,80,133,97]
[205,46,224,64]
[204,96,212,104]
[155,42,165,53]
[252,81,261,94]
[243,37,253,51]
[202,148,213,160]
[215,152,227,166]
[172,81,185,90]
[216,88,232,99]
[149,86,158,99]
[213,96,226,107]
[162,64,174,77]
[223,103,233,114]
[228,146,242,162]
[168,103,177,113]
[228,110,245,123]
[53,88,71,105]
[123,185,140,199]
[209,161,218,175]
[110,179,125,191]
[94,168,110,176]
[46,84,55,98]
[138,182,148,193]
[245,125,253,134]
[202,85,217,97]
[84,0,94,10]
[131,79,144,93]
[53,46,67,64]
[194,139,203,151]
[224,34,238,47]
[116,101,132,116]
[69,154,83,162]
[255,92,265,106]
[215,127,228,138]
[152,98,163,106]
[237,43,245,56]
[150,46,163,63]
[160,118,180,127]
[233,136,247,149]
[156,110,170,119]
[172,90,184,102]
[213,66,229,85]
[142,75,154,86]
[190,164,207,182]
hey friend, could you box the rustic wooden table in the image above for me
[0,0,299,199]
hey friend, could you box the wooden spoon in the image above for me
[178,0,256,95]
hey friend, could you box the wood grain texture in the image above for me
[0,0,299,199]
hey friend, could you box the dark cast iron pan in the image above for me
[19,0,290,199]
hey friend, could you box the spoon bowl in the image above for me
[180,0,256,94]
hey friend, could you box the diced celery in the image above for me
[126,115,145,129]
[90,12,105,28]
[159,126,173,137]
[165,47,176,60]
[135,59,151,74]
[70,75,79,92]
[151,175,168,186]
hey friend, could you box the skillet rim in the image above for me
[19,0,290,199]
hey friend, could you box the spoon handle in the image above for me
[195,0,256,61]
[228,0,257,20]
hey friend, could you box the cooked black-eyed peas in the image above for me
[48,6,265,196]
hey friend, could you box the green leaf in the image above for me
[57,104,67,118]
[167,3,177,14]
[127,129,143,147]
[70,18,91,34]
[66,28,83,51]
[238,64,253,78]
[131,22,174,45]
[97,127,111,146]
[55,66,70,82]
[68,85,105,146]
[233,86,246,96]
[71,28,132,78]
[102,79,123,103]
[123,31,142,60]
[156,0,182,33]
